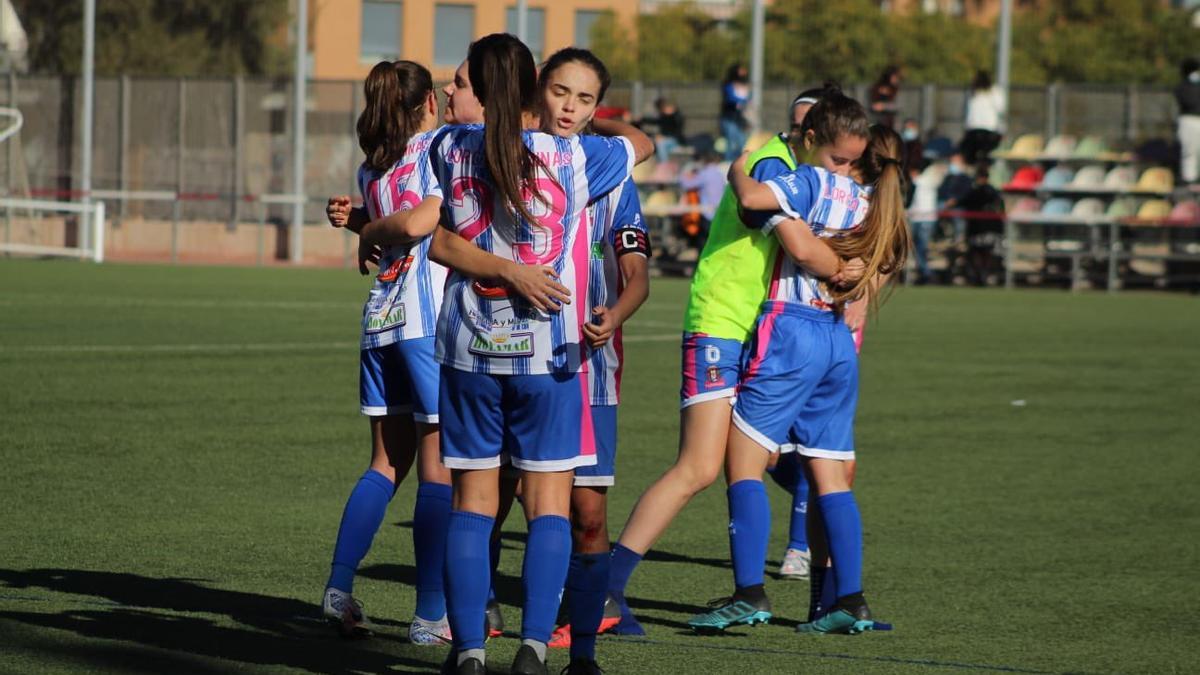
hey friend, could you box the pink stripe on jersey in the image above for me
[577,376,597,459]
[853,324,865,354]
[742,303,785,384]
[572,206,592,362]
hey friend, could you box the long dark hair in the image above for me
[792,84,870,160]
[971,70,992,91]
[357,60,433,172]
[468,33,548,225]
[538,47,612,102]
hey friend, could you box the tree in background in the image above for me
[14,0,290,76]
[590,0,1198,86]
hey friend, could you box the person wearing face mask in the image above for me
[1177,57,1200,186]
[900,119,923,176]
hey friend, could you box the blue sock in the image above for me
[818,563,838,618]
[412,481,452,621]
[521,515,572,643]
[788,474,810,552]
[607,543,642,595]
[727,479,770,590]
[488,531,502,603]
[765,452,800,494]
[567,552,609,660]
[808,565,827,621]
[327,469,395,593]
[818,491,863,601]
[445,511,494,652]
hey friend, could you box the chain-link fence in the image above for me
[1,74,1185,265]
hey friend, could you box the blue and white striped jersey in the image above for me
[759,166,871,311]
[429,124,635,375]
[357,130,447,349]
[585,178,647,406]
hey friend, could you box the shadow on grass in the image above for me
[0,568,441,674]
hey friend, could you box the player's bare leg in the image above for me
[614,399,732,553]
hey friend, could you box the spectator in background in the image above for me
[679,150,727,225]
[909,160,940,285]
[937,153,974,281]
[719,63,751,160]
[1177,57,1200,185]
[960,70,1005,165]
[901,118,924,172]
[869,65,902,129]
[641,97,687,163]
[958,161,1005,286]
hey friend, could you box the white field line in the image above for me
[0,334,680,354]
[0,295,352,311]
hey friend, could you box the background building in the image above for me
[310,0,638,81]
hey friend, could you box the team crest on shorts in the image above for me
[706,365,722,384]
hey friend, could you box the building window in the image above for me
[434,4,475,66]
[505,7,546,61]
[574,10,604,49]
[360,1,402,62]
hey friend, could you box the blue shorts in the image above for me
[575,405,616,487]
[359,337,439,423]
[732,303,857,460]
[439,366,597,473]
[680,333,746,408]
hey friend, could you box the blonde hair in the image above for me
[825,124,911,310]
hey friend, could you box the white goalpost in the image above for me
[0,197,106,262]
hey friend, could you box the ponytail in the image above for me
[824,124,911,310]
[357,60,434,172]
[468,33,549,227]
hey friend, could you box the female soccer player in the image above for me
[319,60,455,644]
[529,48,651,669]
[694,123,910,635]
[375,34,651,675]
[606,89,870,635]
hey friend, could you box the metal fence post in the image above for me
[1107,221,1119,292]
[1125,84,1138,142]
[118,75,130,226]
[173,78,185,263]
[232,76,244,229]
[921,83,936,135]
[4,68,13,250]
[1004,216,1015,289]
[347,82,359,270]
[631,80,643,120]
[1045,83,1059,139]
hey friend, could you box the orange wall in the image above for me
[311,0,638,82]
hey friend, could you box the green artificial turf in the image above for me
[1,259,1198,674]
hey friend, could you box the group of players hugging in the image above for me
[321,32,910,675]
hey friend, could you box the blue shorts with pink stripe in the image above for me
[439,366,597,472]
[679,332,746,408]
[732,302,858,459]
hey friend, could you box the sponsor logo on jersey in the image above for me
[591,242,606,260]
[377,255,414,283]
[468,331,534,357]
[365,303,406,333]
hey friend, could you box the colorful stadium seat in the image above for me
[1005,165,1045,191]
[1068,165,1107,190]
[1134,168,1174,194]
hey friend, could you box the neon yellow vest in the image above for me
[683,134,797,341]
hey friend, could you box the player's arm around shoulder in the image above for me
[428,227,572,314]
[360,196,443,247]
